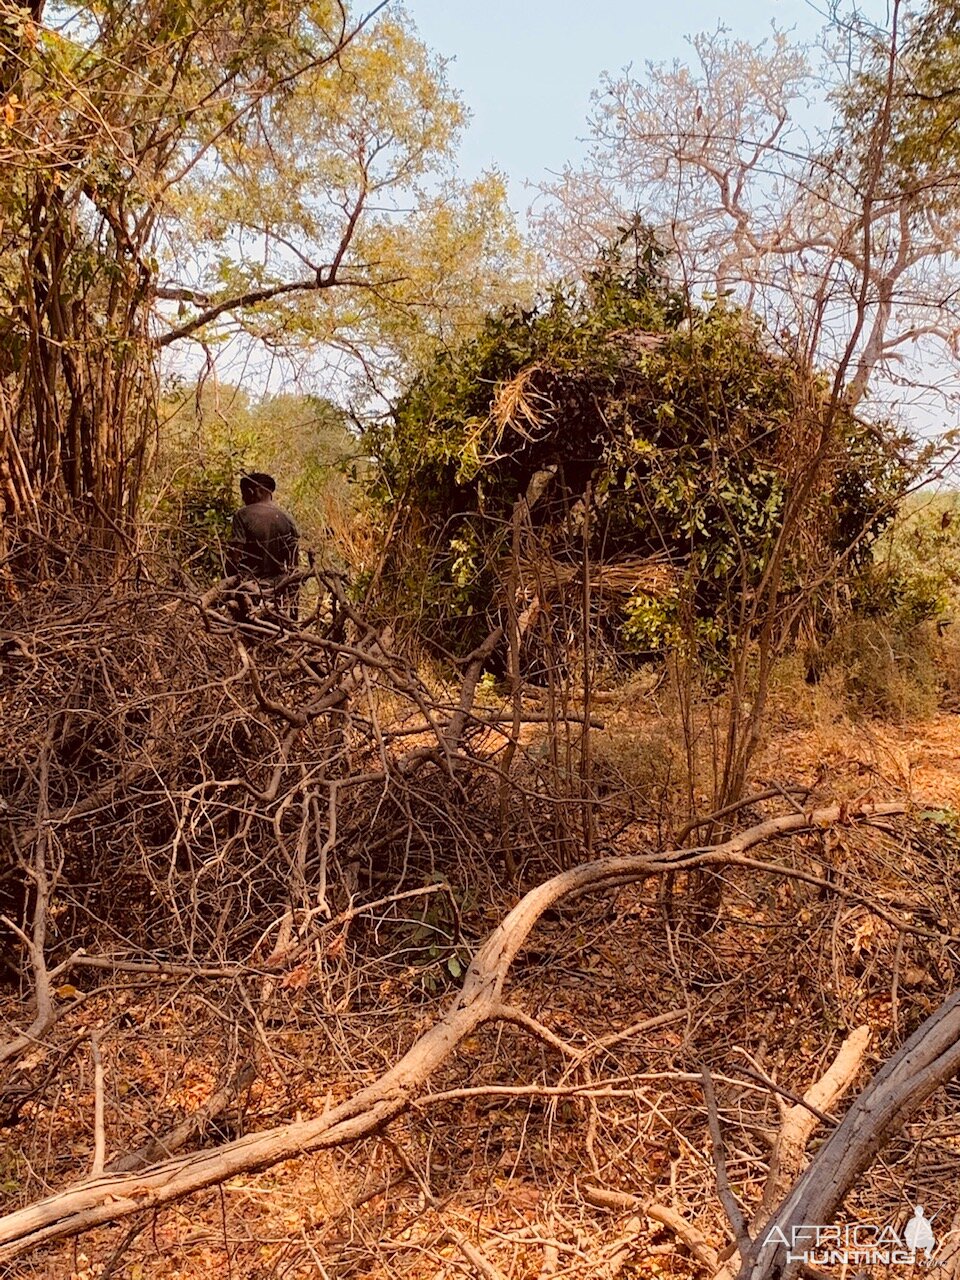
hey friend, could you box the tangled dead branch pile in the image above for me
[1,570,492,974]
[3,571,960,1279]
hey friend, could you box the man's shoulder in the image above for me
[267,504,300,535]
[235,500,297,536]
[273,506,299,535]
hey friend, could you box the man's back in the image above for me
[229,500,299,580]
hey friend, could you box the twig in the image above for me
[90,1033,106,1178]
[581,1185,719,1272]
[99,1219,147,1280]
[582,477,595,859]
[440,1227,507,1280]
[675,786,810,844]
[493,1005,578,1058]
[701,1068,751,1252]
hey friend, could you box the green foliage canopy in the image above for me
[370,234,907,660]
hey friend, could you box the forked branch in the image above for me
[0,803,906,1263]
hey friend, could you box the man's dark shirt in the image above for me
[227,501,299,580]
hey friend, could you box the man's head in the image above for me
[240,472,276,505]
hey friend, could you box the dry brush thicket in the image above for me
[2,566,960,1279]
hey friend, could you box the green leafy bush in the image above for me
[807,491,960,719]
[154,448,242,581]
[369,227,906,664]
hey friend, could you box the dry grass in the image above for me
[518,554,680,599]
[489,364,552,441]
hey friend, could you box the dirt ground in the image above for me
[761,711,960,808]
[4,709,960,1280]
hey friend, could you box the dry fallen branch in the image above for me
[0,802,908,1262]
[90,1033,106,1179]
[105,1062,257,1175]
[758,1024,871,1217]
[582,1185,719,1273]
[702,1067,751,1253]
[741,988,960,1279]
[440,1227,508,1280]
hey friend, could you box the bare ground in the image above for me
[4,699,960,1280]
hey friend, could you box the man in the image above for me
[226,472,299,589]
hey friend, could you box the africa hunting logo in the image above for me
[763,1205,951,1269]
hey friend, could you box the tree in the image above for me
[529,5,960,806]
[0,0,527,563]
[843,0,960,195]
[535,5,960,407]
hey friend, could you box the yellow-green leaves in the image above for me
[2,0,532,532]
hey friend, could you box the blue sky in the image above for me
[404,0,838,213]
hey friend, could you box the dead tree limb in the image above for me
[740,992,960,1279]
[582,1186,719,1272]
[0,803,905,1263]
[701,1069,750,1252]
[440,1228,508,1280]
[757,1024,870,1219]
[105,1062,257,1175]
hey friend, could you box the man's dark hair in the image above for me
[240,472,276,500]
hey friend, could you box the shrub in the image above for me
[825,617,940,722]
[153,448,242,582]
